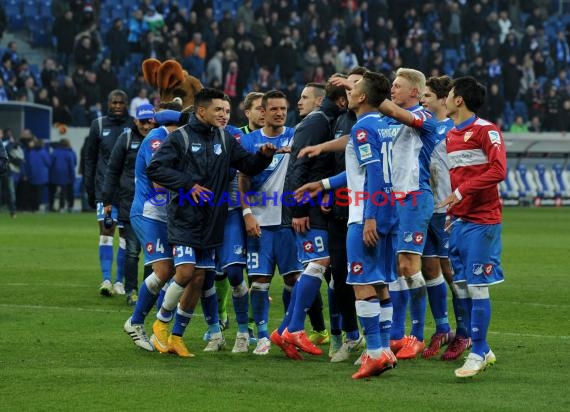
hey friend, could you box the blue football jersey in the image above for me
[430,117,454,213]
[346,112,398,234]
[240,127,295,226]
[391,105,440,194]
[130,126,170,222]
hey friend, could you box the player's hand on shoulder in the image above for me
[258,143,277,157]
[298,145,322,159]
[276,146,291,154]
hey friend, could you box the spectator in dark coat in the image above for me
[49,138,76,212]
[74,35,97,71]
[105,19,129,69]
[52,10,79,74]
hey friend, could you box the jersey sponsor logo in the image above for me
[146,242,154,254]
[102,129,111,137]
[356,129,368,143]
[483,264,494,275]
[130,142,140,149]
[213,143,222,155]
[488,130,501,145]
[464,131,473,142]
[358,143,372,160]
[351,262,363,275]
[150,139,162,151]
[191,143,202,153]
[303,241,314,253]
[413,232,424,245]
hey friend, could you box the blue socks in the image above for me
[471,295,491,357]
[287,272,323,333]
[278,281,297,334]
[282,284,292,313]
[250,281,270,339]
[389,277,409,340]
[379,298,393,349]
[356,299,381,357]
[407,272,427,341]
[426,274,451,334]
[201,271,219,331]
[115,237,126,283]
[99,235,113,281]
[172,306,194,336]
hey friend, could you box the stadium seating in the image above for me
[516,164,538,198]
[533,164,556,199]
[499,168,520,199]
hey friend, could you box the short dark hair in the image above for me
[108,89,128,102]
[348,66,368,76]
[194,87,225,109]
[426,75,453,99]
[360,71,390,107]
[158,101,183,111]
[262,90,287,107]
[326,74,348,102]
[451,76,486,113]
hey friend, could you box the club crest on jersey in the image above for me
[472,264,484,276]
[464,131,473,142]
[403,232,413,243]
[150,139,161,151]
[233,245,244,256]
[303,241,314,253]
[213,144,222,155]
[413,232,424,245]
[191,143,202,153]
[146,243,154,253]
[488,130,501,145]
[351,262,363,275]
[356,129,368,143]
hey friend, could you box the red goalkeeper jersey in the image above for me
[446,115,507,224]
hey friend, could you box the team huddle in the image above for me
[85,66,506,380]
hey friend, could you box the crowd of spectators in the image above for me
[0,127,77,217]
[1,0,570,130]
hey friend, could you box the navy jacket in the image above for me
[84,113,133,203]
[101,126,145,222]
[147,114,273,249]
[282,98,343,228]
[49,147,77,185]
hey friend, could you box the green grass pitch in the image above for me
[1,208,569,411]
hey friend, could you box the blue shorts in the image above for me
[295,228,329,264]
[396,191,433,255]
[247,226,302,277]
[423,213,450,258]
[215,209,247,272]
[449,220,504,286]
[96,202,122,227]
[131,215,172,265]
[346,224,397,286]
[173,245,216,269]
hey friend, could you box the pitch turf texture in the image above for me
[1,208,569,411]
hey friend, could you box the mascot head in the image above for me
[142,59,203,110]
